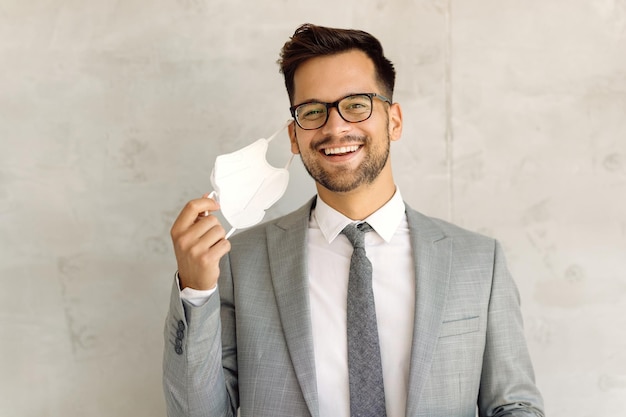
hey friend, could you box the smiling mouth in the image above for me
[323,145,361,156]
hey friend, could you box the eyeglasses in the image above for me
[290,93,391,130]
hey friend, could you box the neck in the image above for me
[316,170,397,220]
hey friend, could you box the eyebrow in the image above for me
[294,92,370,107]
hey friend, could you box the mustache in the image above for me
[312,134,368,150]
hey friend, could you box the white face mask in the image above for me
[209,120,294,238]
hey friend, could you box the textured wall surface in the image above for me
[1,1,625,416]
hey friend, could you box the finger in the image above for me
[178,235,231,290]
[198,192,217,218]
[195,223,229,255]
[184,222,229,262]
[171,196,221,236]
[175,213,223,248]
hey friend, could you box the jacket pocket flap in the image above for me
[439,315,480,338]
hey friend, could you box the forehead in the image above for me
[292,49,379,104]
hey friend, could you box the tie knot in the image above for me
[341,222,372,249]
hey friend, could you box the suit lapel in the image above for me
[405,206,453,415]
[266,199,319,417]
[262,200,452,416]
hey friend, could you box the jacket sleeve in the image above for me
[162,252,238,417]
[477,241,545,417]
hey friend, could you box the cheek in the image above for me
[290,131,316,155]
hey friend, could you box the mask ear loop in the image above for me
[284,154,295,170]
[204,191,237,239]
[225,226,237,239]
[266,119,293,143]
[269,120,295,170]
[204,190,237,239]
[199,192,238,239]
[199,190,218,218]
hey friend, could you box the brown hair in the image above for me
[278,23,396,104]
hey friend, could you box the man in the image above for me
[163,23,545,417]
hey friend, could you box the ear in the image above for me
[288,121,301,154]
[388,102,403,142]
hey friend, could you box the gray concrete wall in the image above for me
[1,1,625,416]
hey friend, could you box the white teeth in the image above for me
[324,145,359,155]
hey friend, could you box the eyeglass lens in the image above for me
[295,94,373,130]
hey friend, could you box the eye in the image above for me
[299,104,326,120]
[341,96,371,114]
[345,102,366,109]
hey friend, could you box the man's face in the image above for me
[288,49,402,194]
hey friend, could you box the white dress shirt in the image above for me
[179,189,415,417]
[309,189,415,417]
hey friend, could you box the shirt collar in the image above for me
[313,188,406,244]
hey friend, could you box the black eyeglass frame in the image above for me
[289,92,392,130]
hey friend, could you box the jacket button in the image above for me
[177,320,185,331]
[177,329,184,339]
[175,346,183,355]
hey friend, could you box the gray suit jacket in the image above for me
[163,199,544,417]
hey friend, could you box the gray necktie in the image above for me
[342,222,386,417]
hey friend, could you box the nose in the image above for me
[320,106,351,137]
